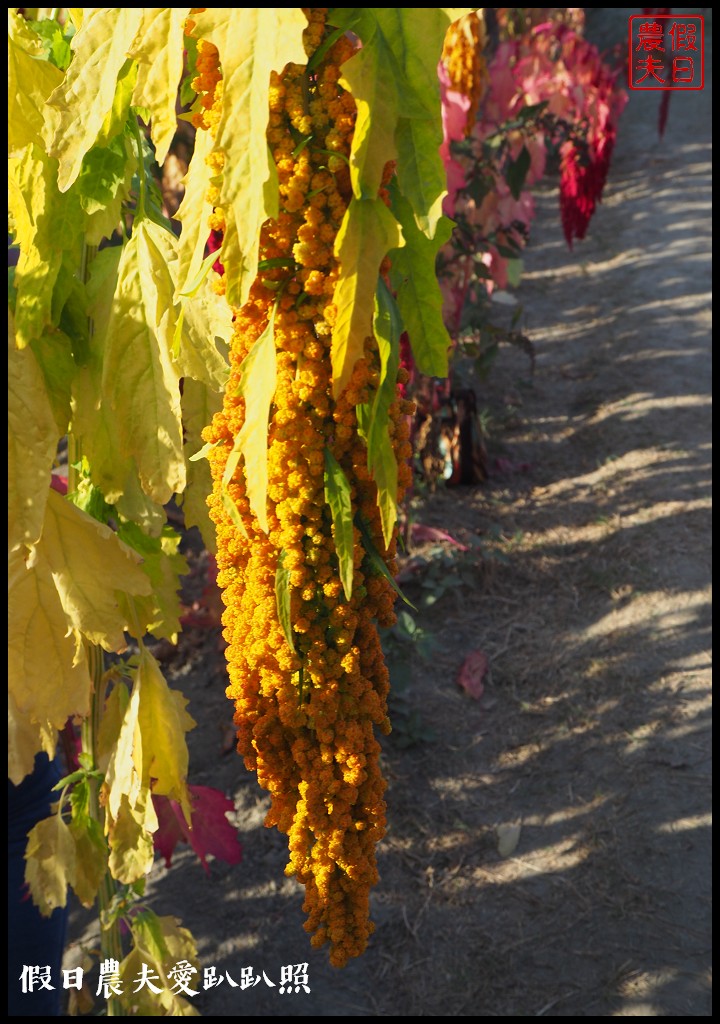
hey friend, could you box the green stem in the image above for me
[130,117,147,221]
[49,8,60,21]
[71,241,125,1016]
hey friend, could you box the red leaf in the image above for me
[153,785,242,874]
[457,650,489,700]
[411,523,469,551]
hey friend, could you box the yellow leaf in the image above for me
[8,545,92,744]
[69,816,107,907]
[8,687,57,786]
[116,523,188,642]
[136,648,194,818]
[42,488,152,652]
[190,7,307,308]
[9,144,81,348]
[181,377,222,553]
[175,127,215,299]
[128,8,191,166]
[122,913,201,1016]
[96,681,130,776]
[104,650,194,825]
[332,8,465,234]
[101,221,185,504]
[8,311,58,552]
[226,311,277,533]
[44,7,145,191]
[107,791,156,884]
[174,276,231,391]
[8,12,64,156]
[25,813,77,916]
[332,197,403,398]
[104,674,142,823]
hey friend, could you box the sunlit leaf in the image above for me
[189,8,307,307]
[175,127,215,299]
[331,7,468,230]
[389,190,454,377]
[8,12,64,156]
[174,277,231,391]
[42,488,151,652]
[275,550,295,651]
[107,791,157,884]
[181,378,222,553]
[116,522,187,642]
[226,311,277,533]
[44,7,145,191]
[324,450,355,600]
[367,280,402,545]
[8,311,59,551]
[101,219,185,505]
[135,648,194,820]
[332,197,403,398]
[121,913,201,1016]
[8,546,92,763]
[9,144,82,348]
[24,813,77,916]
[128,8,191,166]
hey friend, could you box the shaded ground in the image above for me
[65,11,712,1016]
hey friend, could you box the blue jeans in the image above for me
[8,754,68,1016]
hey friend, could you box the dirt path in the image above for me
[65,12,711,1017]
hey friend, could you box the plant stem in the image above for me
[70,242,125,1016]
[131,117,147,220]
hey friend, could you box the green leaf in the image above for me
[116,523,188,642]
[330,7,465,222]
[506,145,531,201]
[368,280,401,546]
[8,312,59,551]
[43,8,145,191]
[27,18,73,70]
[101,220,185,504]
[275,551,295,651]
[395,116,446,238]
[128,9,191,166]
[29,328,76,434]
[25,813,77,916]
[74,133,134,245]
[188,8,308,308]
[332,196,403,397]
[225,311,277,533]
[324,450,355,601]
[389,189,454,377]
[68,809,107,908]
[356,512,416,609]
[181,378,222,553]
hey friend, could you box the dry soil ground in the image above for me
[64,10,712,1016]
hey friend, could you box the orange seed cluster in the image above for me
[442,11,489,132]
[193,8,412,967]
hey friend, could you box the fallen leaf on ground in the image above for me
[457,649,489,700]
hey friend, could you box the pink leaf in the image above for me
[153,785,242,874]
[411,524,469,551]
[457,650,489,700]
